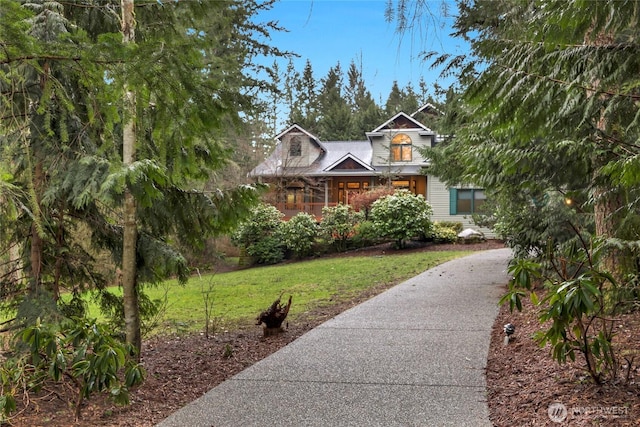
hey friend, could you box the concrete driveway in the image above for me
[157,248,512,427]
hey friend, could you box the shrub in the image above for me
[435,221,463,234]
[502,237,637,385]
[492,191,589,258]
[350,187,395,219]
[246,236,285,264]
[352,220,380,248]
[319,204,364,252]
[1,318,144,421]
[231,203,285,264]
[281,212,318,259]
[432,223,459,243]
[369,190,434,249]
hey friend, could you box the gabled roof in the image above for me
[410,102,444,117]
[371,112,433,133]
[324,153,374,172]
[250,111,439,179]
[274,124,326,152]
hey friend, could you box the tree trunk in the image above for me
[586,30,630,283]
[51,206,63,301]
[28,161,44,295]
[592,179,625,277]
[121,0,141,358]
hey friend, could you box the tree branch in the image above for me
[496,63,640,101]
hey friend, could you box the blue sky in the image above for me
[257,0,468,105]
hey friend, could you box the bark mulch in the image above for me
[487,289,640,426]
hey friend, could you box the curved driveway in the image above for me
[157,248,512,427]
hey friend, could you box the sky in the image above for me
[256,0,469,106]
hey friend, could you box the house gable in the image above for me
[324,153,373,172]
[372,112,432,133]
[275,125,325,169]
[366,112,435,168]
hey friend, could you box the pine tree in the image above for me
[346,60,383,138]
[385,81,404,115]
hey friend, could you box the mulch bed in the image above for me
[487,289,640,426]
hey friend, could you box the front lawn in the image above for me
[89,249,472,335]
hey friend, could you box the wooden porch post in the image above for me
[324,179,329,207]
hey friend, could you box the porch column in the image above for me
[324,180,329,206]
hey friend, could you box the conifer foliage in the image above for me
[0,0,280,412]
[389,0,640,383]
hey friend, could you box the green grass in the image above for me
[86,249,473,335]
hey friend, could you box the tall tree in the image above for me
[317,63,351,140]
[385,81,404,115]
[120,0,140,356]
[0,1,278,345]
[289,59,319,133]
[391,0,640,276]
[345,59,383,138]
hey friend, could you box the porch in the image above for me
[271,175,427,220]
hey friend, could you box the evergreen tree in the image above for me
[401,84,420,115]
[265,60,285,136]
[317,63,351,140]
[346,60,383,137]
[289,59,319,134]
[385,81,404,115]
[0,0,279,349]
[393,0,640,277]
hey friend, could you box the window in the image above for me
[391,133,412,161]
[289,136,302,157]
[338,181,369,204]
[285,188,304,209]
[450,189,486,215]
[391,180,410,189]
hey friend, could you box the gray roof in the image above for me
[249,138,426,178]
[249,110,436,179]
[249,140,373,178]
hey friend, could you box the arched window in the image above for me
[391,133,412,161]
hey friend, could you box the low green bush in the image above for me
[1,318,144,421]
[281,212,319,258]
[352,220,381,248]
[319,205,364,252]
[231,203,285,264]
[370,190,434,249]
[246,236,285,265]
[432,223,459,243]
[435,221,463,233]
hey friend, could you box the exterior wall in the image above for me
[371,135,391,166]
[427,175,496,239]
[370,130,432,167]
[281,132,321,168]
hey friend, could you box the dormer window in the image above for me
[289,136,302,157]
[391,133,412,161]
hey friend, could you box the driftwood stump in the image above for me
[256,295,292,337]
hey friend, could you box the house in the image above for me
[249,106,492,237]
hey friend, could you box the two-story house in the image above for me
[249,107,491,236]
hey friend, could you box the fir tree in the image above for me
[289,59,319,134]
[0,0,280,351]
[317,63,351,140]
